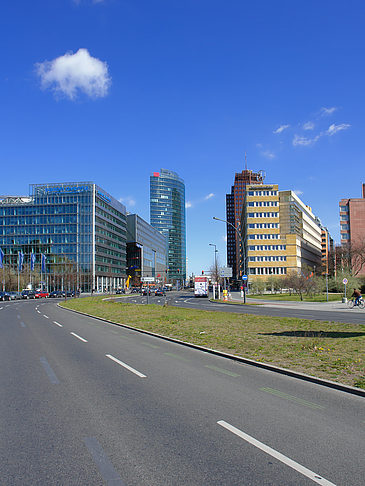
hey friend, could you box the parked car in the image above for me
[7,291,22,300]
[141,287,151,296]
[34,291,49,298]
[21,290,36,299]
[0,291,11,301]
[155,288,164,296]
[131,287,140,293]
[49,290,64,298]
[115,288,125,294]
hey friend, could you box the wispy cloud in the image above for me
[303,121,315,130]
[204,193,215,200]
[185,201,192,209]
[326,123,351,136]
[222,235,227,243]
[320,106,337,116]
[119,196,136,207]
[261,149,275,159]
[35,48,111,100]
[292,134,321,146]
[293,189,303,196]
[273,124,290,134]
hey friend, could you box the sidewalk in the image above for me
[227,292,359,312]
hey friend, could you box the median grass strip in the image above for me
[60,296,365,389]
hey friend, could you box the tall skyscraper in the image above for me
[150,169,186,282]
[226,168,264,281]
[339,183,365,276]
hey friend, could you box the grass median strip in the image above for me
[60,297,365,389]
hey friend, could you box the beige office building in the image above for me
[242,185,322,280]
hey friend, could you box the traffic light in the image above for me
[202,270,204,274]
[177,269,180,273]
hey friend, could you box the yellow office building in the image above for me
[242,185,322,280]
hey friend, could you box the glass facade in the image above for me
[126,214,167,284]
[0,182,127,292]
[150,169,186,281]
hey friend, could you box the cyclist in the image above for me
[351,288,362,306]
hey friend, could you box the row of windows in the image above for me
[96,198,124,218]
[248,223,279,229]
[0,215,80,225]
[96,206,125,228]
[247,212,279,218]
[249,267,287,275]
[249,256,287,262]
[248,191,277,196]
[248,234,280,240]
[0,225,78,235]
[249,245,286,251]
[96,227,124,243]
[0,204,79,216]
[247,201,278,207]
[95,216,125,235]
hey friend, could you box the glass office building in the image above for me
[150,169,186,281]
[126,214,167,285]
[0,182,127,292]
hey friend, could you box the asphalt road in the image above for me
[0,298,364,485]
[121,291,365,325]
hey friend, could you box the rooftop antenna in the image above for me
[245,152,247,171]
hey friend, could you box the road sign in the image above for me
[242,275,248,281]
[141,277,154,282]
[220,267,233,278]
[343,278,348,285]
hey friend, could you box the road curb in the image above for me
[57,303,365,398]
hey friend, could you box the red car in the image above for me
[34,291,49,298]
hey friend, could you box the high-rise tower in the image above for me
[150,169,186,282]
[226,168,264,281]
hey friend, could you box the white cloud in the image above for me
[292,134,321,146]
[273,124,290,134]
[222,235,227,243]
[185,201,192,209]
[303,121,315,130]
[204,193,214,200]
[35,48,111,100]
[293,190,303,196]
[261,150,275,159]
[119,196,136,207]
[326,123,351,136]
[320,106,337,116]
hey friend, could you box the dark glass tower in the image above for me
[150,169,186,281]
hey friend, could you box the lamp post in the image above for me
[209,243,218,299]
[209,243,218,277]
[213,216,247,304]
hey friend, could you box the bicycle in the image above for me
[347,297,365,309]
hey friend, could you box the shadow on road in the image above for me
[259,331,365,338]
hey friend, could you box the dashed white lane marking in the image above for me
[20,322,26,328]
[83,437,126,486]
[40,357,60,384]
[106,354,146,378]
[53,321,63,327]
[0,307,3,310]
[43,314,49,319]
[70,332,88,343]
[217,421,336,486]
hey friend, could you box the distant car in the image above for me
[21,290,36,299]
[0,291,11,301]
[155,288,164,296]
[7,291,22,300]
[49,290,64,298]
[131,287,140,293]
[142,288,151,296]
[115,288,125,294]
[34,291,49,298]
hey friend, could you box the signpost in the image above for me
[343,277,348,301]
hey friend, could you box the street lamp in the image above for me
[209,243,218,275]
[213,216,247,303]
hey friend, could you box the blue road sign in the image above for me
[242,275,248,281]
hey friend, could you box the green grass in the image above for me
[248,293,343,302]
[61,296,365,389]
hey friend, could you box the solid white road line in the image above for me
[43,314,49,319]
[53,321,63,327]
[70,332,88,343]
[217,421,336,486]
[106,354,147,378]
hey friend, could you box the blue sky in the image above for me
[1,0,364,275]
